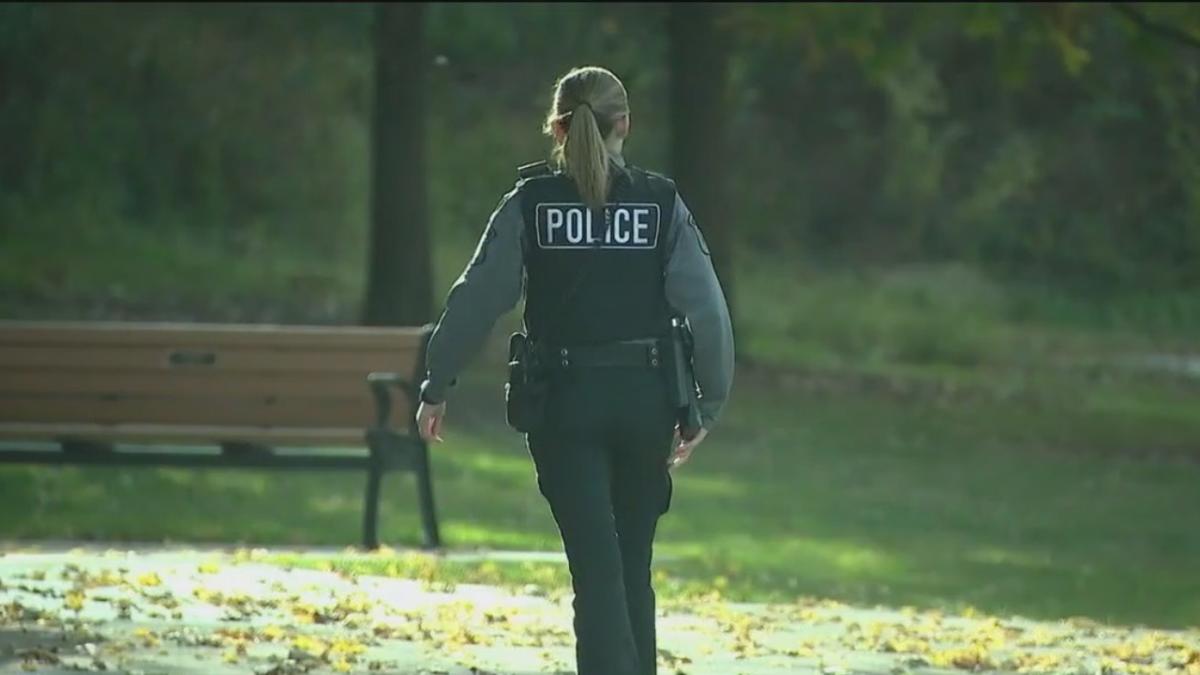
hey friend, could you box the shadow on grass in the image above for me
[0,625,96,670]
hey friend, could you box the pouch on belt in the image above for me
[505,332,549,433]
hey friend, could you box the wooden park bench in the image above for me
[0,320,439,550]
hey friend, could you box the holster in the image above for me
[666,318,704,440]
[505,332,549,433]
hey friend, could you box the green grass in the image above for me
[2,363,1198,629]
[0,218,367,322]
[736,258,1200,376]
[2,221,1200,630]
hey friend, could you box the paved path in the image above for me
[2,545,1197,674]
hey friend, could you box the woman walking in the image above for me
[415,66,735,675]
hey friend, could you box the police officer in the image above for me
[415,66,734,675]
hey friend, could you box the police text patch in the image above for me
[536,203,660,250]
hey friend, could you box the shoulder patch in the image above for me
[688,212,711,257]
[633,167,676,190]
[472,191,520,267]
[470,224,499,267]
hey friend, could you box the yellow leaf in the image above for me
[136,572,162,587]
[930,645,996,670]
[292,634,327,657]
[329,638,367,657]
[64,591,85,612]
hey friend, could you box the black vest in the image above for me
[517,161,678,346]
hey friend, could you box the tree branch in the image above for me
[1110,2,1200,52]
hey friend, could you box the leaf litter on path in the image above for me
[1,548,1198,674]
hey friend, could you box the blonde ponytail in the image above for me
[544,67,630,209]
[562,103,610,208]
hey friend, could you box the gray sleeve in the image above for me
[663,193,735,428]
[419,188,525,403]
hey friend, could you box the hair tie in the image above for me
[555,102,593,127]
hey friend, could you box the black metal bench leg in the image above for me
[414,442,441,549]
[363,456,383,550]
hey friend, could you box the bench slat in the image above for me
[0,449,373,470]
[0,321,428,350]
[0,423,369,447]
[0,369,408,399]
[0,345,418,374]
[0,392,411,428]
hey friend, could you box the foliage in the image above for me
[1,3,1199,305]
[725,2,1200,289]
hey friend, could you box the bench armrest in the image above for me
[366,372,418,432]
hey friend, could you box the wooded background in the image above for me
[2,2,1198,327]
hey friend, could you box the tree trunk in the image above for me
[364,2,432,326]
[668,2,735,317]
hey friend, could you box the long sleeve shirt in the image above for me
[419,157,735,427]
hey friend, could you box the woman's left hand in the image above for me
[416,401,447,443]
[668,426,707,471]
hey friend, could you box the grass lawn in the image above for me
[2,359,1198,630]
[2,223,1199,630]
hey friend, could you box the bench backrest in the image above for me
[0,321,428,437]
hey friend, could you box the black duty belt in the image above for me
[547,338,664,369]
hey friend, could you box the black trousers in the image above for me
[526,366,677,675]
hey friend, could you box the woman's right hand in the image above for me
[416,400,447,443]
[668,426,707,471]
